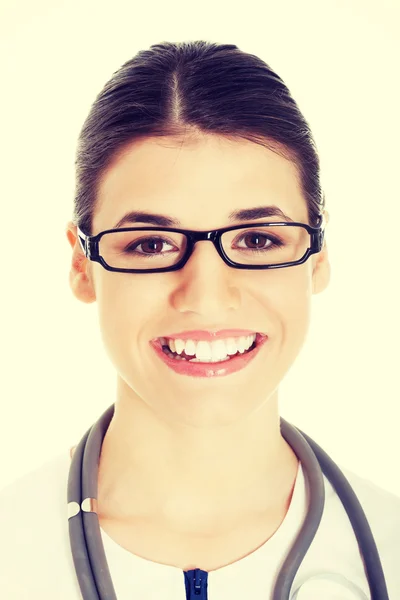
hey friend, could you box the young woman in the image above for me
[1,40,399,599]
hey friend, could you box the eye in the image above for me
[125,236,176,254]
[234,231,284,251]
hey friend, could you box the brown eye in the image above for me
[125,237,174,254]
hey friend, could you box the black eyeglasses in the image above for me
[77,214,326,274]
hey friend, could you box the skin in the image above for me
[66,134,330,555]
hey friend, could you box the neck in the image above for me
[97,382,299,534]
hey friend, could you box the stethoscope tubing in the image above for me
[67,404,389,599]
[68,424,102,599]
[68,407,117,600]
[293,427,389,600]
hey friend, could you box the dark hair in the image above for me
[72,40,325,236]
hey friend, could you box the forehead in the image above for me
[94,135,307,231]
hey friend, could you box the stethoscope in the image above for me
[67,403,389,599]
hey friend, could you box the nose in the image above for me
[170,239,241,315]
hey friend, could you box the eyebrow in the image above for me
[114,205,294,228]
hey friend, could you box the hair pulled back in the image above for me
[72,40,325,235]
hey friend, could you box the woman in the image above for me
[1,40,399,599]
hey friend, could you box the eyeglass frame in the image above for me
[76,213,326,274]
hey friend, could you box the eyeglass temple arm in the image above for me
[76,227,87,255]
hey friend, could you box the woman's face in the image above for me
[68,134,330,427]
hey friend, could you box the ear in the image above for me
[312,210,331,295]
[66,221,96,304]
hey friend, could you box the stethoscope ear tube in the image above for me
[295,427,389,600]
[68,405,117,600]
[81,405,118,600]
[273,419,326,600]
[68,425,101,599]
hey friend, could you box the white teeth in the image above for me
[160,334,257,361]
[197,340,227,361]
[173,339,184,354]
[183,339,196,356]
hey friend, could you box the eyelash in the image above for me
[125,232,285,255]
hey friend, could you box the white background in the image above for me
[0,0,399,496]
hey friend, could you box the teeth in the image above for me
[173,339,184,354]
[184,339,196,356]
[159,334,257,361]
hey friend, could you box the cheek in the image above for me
[95,275,161,349]
[260,268,312,340]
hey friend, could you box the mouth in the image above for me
[156,332,266,363]
[150,332,268,378]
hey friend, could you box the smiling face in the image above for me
[67,134,330,427]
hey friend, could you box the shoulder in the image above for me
[326,465,400,594]
[334,465,400,532]
[291,462,400,598]
[0,451,78,597]
[0,450,70,511]
[0,450,71,542]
